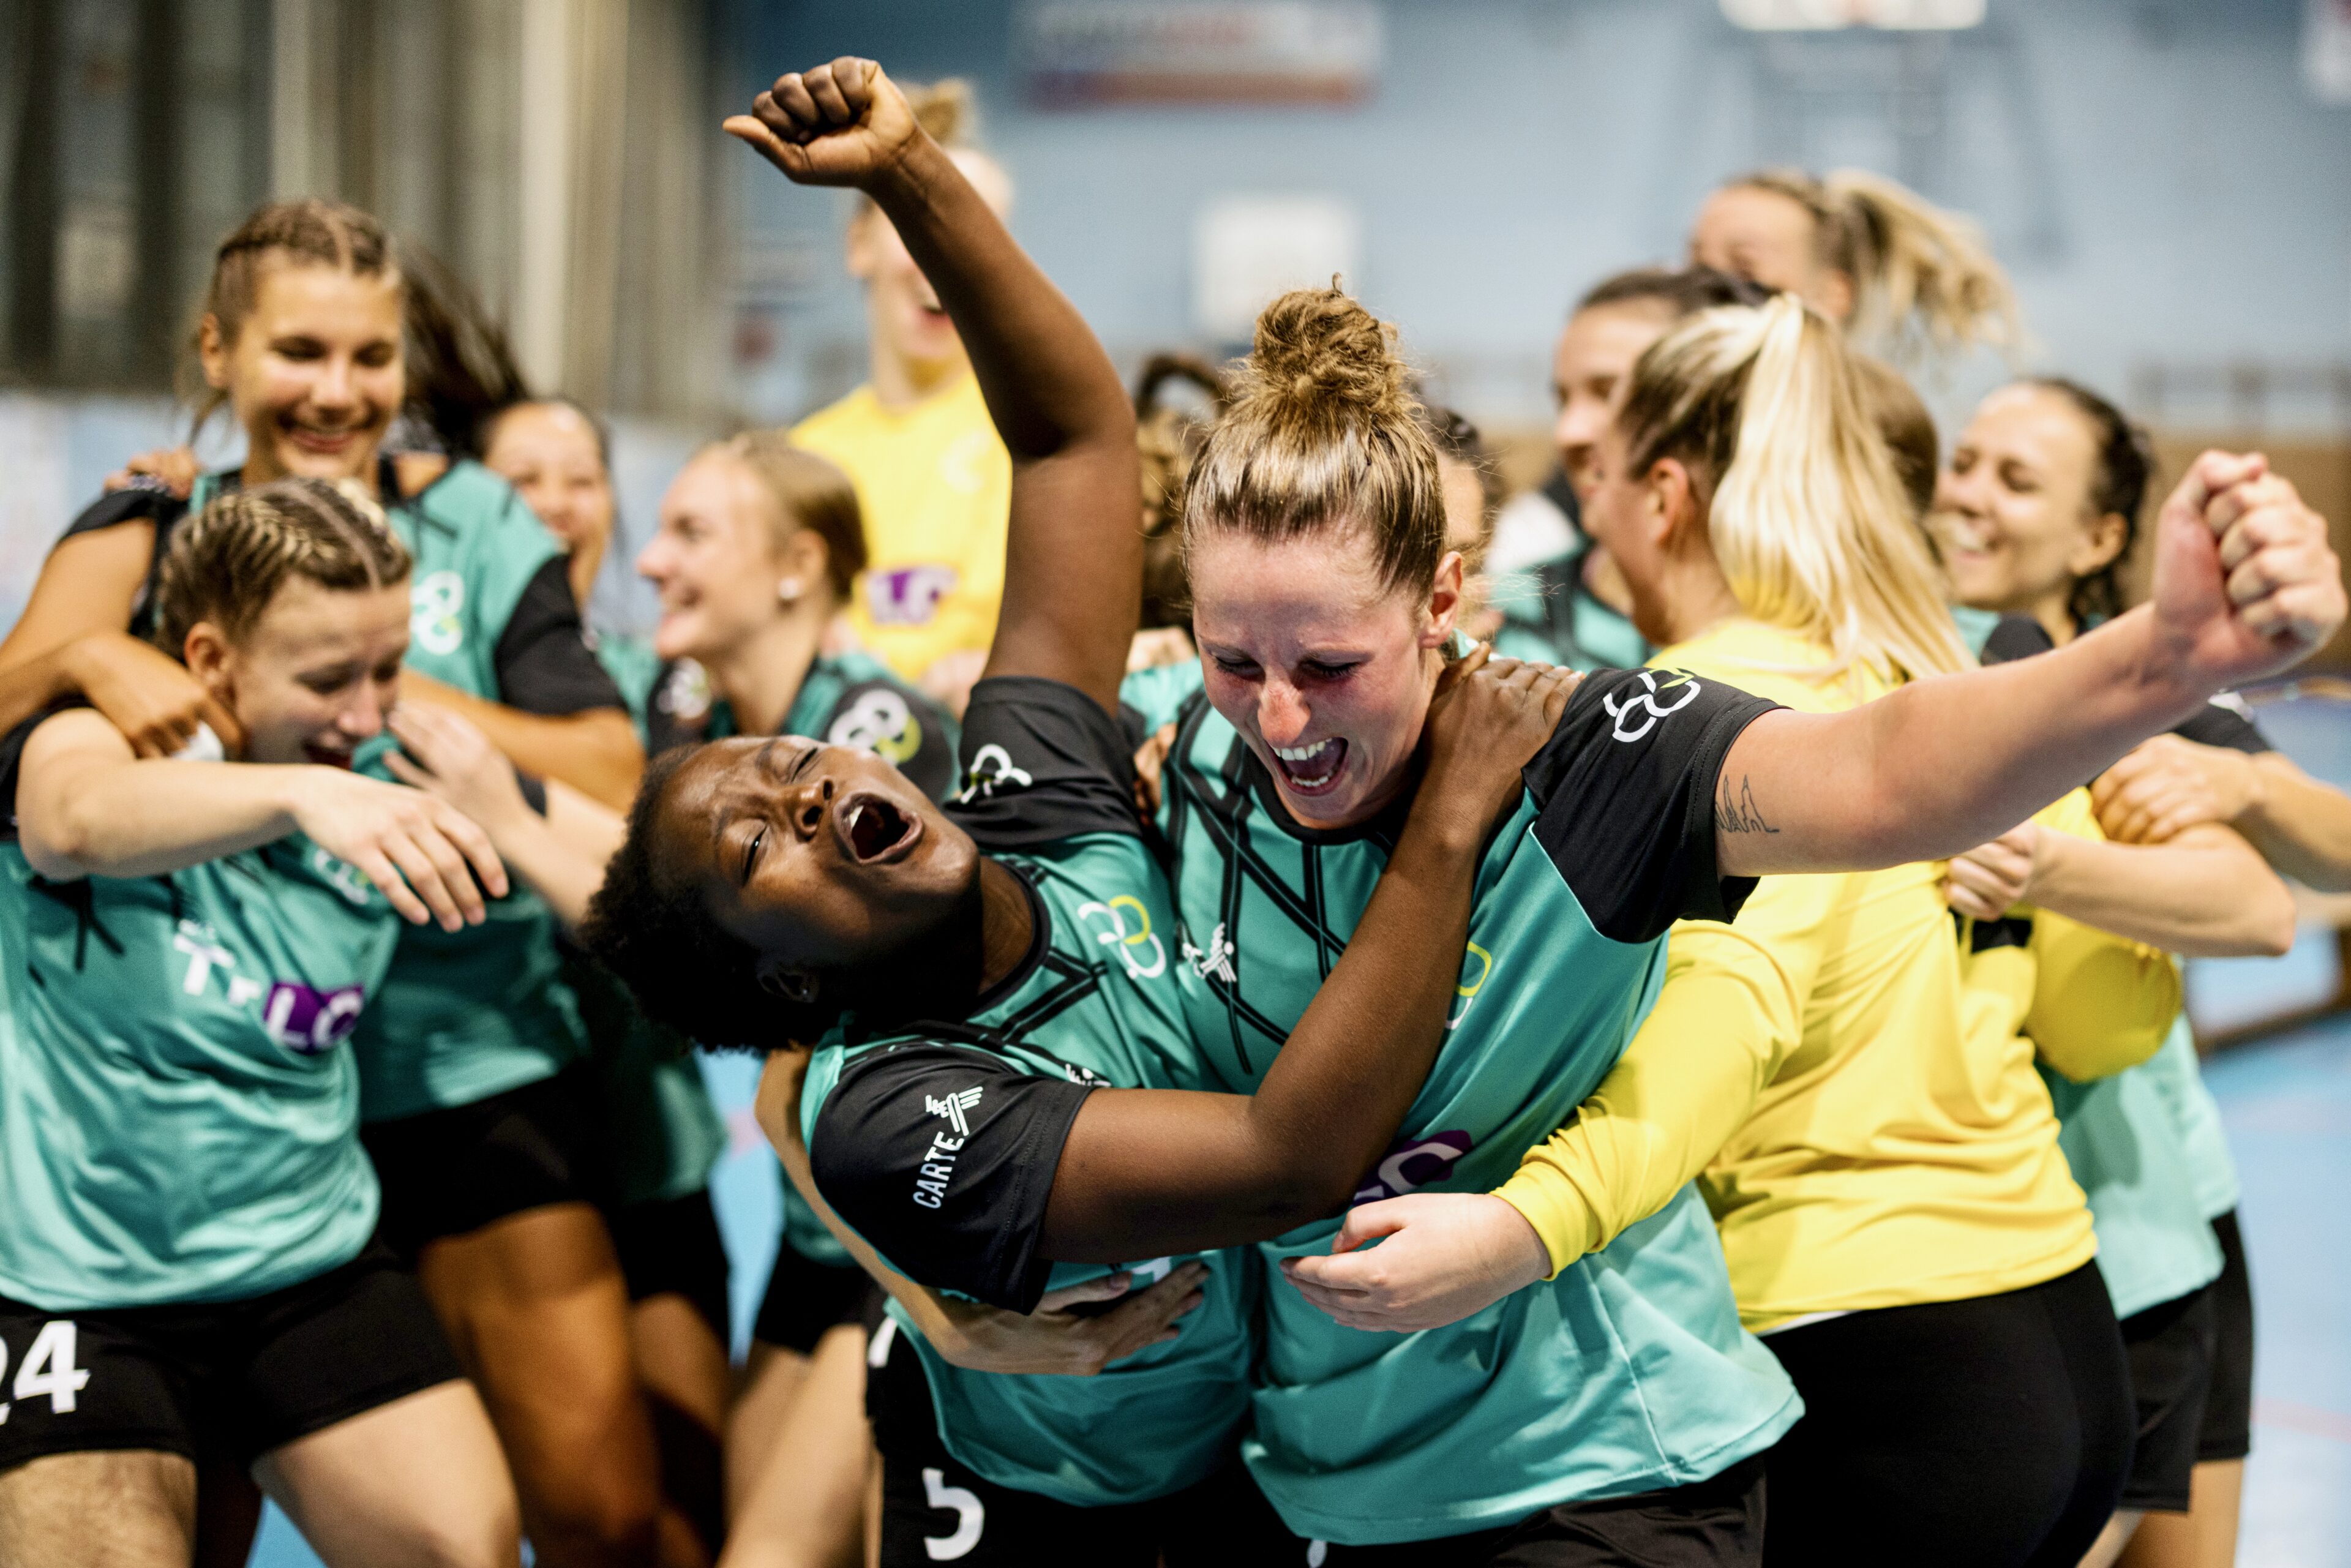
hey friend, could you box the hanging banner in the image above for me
[1019,1,1383,107]
[2308,0,2351,103]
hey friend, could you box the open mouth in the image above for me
[285,422,364,456]
[1269,738,1347,795]
[838,792,921,865]
[304,741,354,768]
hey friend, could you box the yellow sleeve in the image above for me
[2022,789,2185,1081]
[1494,907,1807,1277]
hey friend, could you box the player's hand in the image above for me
[62,630,246,759]
[725,57,922,190]
[1281,1194,1550,1334]
[1131,722,1177,819]
[1127,626,1197,673]
[383,703,537,839]
[102,445,200,498]
[2148,456,2346,692]
[926,1264,1210,1376]
[1941,822,2042,921]
[285,770,509,930]
[1416,647,1580,844]
[2092,733,2257,846]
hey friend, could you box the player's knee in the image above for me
[404,1491,523,1568]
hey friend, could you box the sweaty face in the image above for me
[1934,384,2115,619]
[486,403,615,560]
[207,577,411,767]
[1553,301,1676,502]
[653,735,977,975]
[1689,186,1840,319]
[208,260,405,486]
[1188,528,1453,831]
[639,451,792,664]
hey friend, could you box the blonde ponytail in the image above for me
[1728,168,2020,363]
[1622,294,1970,686]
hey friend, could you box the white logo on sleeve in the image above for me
[1601,669,1702,742]
[913,1086,983,1210]
[956,743,1033,802]
[926,1086,984,1137]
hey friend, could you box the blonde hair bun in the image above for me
[1239,283,1415,427]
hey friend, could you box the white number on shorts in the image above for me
[14,1321,90,1414]
[921,1467,984,1560]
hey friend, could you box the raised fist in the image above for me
[724,57,921,189]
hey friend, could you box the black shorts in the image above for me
[751,1236,879,1356]
[361,1065,616,1259]
[1760,1261,2134,1568]
[0,1245,461,1474]
[2117,1282,2219,1512]
[610,1188,731,1346]
[2200,1209,2254,1463]
[865,1313,1294,1567]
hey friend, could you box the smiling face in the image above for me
[486,402,615,560]
[1933,383,2123,628]
[1553,300,1677,502]
[1690,185,1849,322]
[202,258,405,486]
[650,733,978,977]
[189,576,412,766]
[639,449,797,664]
[1187,527,1459,830]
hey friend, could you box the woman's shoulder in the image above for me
[60,482,186,547]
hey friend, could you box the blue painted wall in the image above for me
[729,0,2351,431]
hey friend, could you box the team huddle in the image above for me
[1,48,2347,1568]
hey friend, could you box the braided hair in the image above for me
[152,478,412,656]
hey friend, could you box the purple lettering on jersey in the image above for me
[1351,1130,1474,1205]
[864,565,958,627]
[262,982,366,1056]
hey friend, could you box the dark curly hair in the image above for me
[578,746,833,1051]
[2025,377,2154,630]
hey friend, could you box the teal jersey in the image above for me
[2039,1035,2224,1319]
[189,462,607,1122]
[643,648,960,806]
[1486,547,1652,673]
[0,729,397,1309]
[2143,1018,2239,1219]
[1123,662,1801,1545]
[800,679,1254,1507]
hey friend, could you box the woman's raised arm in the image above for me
[728,58,1140,714]
[1716,457,2346,876]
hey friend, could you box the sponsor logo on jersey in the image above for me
[1602,669,1701,742]
[658,658,714,723]
[864,565,958,627]
[263,981,367,1055]
[828,686,923,765]
[1446,940,1493,1030]
[913,1085,984,1210]
[309,846,374,906]
[410,571,467,657]
[956,743,1033,802]
[1077,895,1169,981]
[1181,921,1236,986]
[1351,1130,1474,1204]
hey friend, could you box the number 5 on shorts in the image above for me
[0,1320,92,1422]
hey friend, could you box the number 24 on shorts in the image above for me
[0,1321,91,1423]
